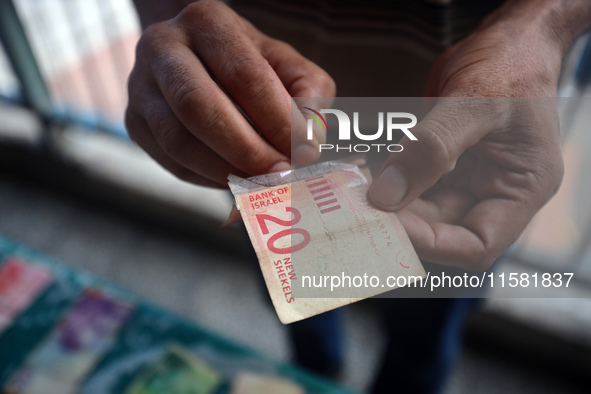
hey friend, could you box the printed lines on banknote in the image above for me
[305,176,341,214]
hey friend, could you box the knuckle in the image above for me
[171,77,204,115]
[178,1,206,22]
[167,77,223,137]
[178,0,227,30]
[138,22,175,57]
[154,118,185,156]
[160,132,183,157]
[166,83,224,138]
[141,21,166,41]
[418,119,456,173]
[222,53,263,91]
[198,101,225,133]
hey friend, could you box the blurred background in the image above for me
[0,0,591,393]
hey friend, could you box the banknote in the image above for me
[5,289,134,394]
[228,157,425,324]
[230,372,303,394]
[0,258,52,334]
[123,343,221,394]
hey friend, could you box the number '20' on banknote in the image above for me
[229,157,425,324]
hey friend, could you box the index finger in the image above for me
[179,1,318,163]
[138,14,291,175]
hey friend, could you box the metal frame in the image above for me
[0,0,52,119]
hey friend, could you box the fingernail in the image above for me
[269,161,292,173]
[370,165,408,208]
[292,143,319,165]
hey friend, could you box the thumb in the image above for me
[368,98,504,210]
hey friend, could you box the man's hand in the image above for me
[367,0,587,270]
[126,0,335,188]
